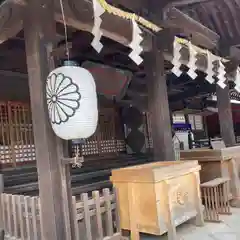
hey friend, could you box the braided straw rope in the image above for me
[97,0,162,32]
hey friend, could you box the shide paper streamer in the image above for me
[91,0,105,53]
[205,51,215,84]
[187,42,198,79]
[216,60,226,89]
[129,19,143,65]
[171,38,183,77]
[235,67,240,93]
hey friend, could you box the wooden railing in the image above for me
[0,188,121,240]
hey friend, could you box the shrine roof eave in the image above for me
[0,0,153,50]
[0,0,220,52]
[177,0,240,57]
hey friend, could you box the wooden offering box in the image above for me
[180,148,240,200]
[111,161,204,240]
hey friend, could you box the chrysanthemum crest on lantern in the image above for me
[46,65,98,140]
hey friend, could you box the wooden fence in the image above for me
[0,188,122,240]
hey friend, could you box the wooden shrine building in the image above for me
[0,0,240,239]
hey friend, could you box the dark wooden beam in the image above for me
[216,85,236,146]
[0,0,23,43]
[163,7,219,49]
[23,0,72,239]
[0,0,152,48]
[54,0,152,50]
[171,0,215,7]
[169,83,216,102]
[146,33,175,162]
[0,69,27,78]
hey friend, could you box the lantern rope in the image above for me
[97,0,162,32]
[59,0,70,60]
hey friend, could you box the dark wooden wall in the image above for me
[0,74,29,101]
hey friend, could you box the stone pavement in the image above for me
[141,208,240,240]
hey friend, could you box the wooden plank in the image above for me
[127,183,139,240]
[76,203,116,221]
[201,178,230,187]
[0,175,3,194]
[93,191,104,239]
[193,172,204,226]
[37,197,43,240]
[24,196,31,240]
[103,188,114,236]
[164,181,177,240]
[216,85,236,147]
[113,188,121,233]
[0,195,6,236]
[31,197,38,240]
[23,0,71,239]
[6,194,12,236]
[72,196,80,240]
[76,193,114,209]
[17,195,25,239]
[146,33,175,161]
[11,195,18,238]
[82,193,93,240]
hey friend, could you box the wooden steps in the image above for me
[1,154,151,195]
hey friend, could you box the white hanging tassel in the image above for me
[205,51,215,84]
[216,60,226,89]
[171,38,182,77]
[187,42,198,79]
[91,0,105,53]
[128,19,143,65]
[235,67,240,92]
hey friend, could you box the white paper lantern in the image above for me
[46,66,98,140]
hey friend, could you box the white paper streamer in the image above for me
[216,60,226,89]
[205,51,215,84]
[91,0,105,53]
[187,42,198,79]
[235,67,240,93]
[171,38,182,77]
[128,19,143,65]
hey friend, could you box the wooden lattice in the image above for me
[72,108,126,156]
[0,102,35,166]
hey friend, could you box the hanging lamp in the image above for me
[46,61,98,140]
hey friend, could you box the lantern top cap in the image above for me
[63,60,79,66]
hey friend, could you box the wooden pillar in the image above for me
[184,114,193,149]
[146,33,175,161]
[216,85,236,147]
[23,1,72,239]
[0,173,3,233]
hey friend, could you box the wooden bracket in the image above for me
[62,156,84,168]
[50,42,73,59]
